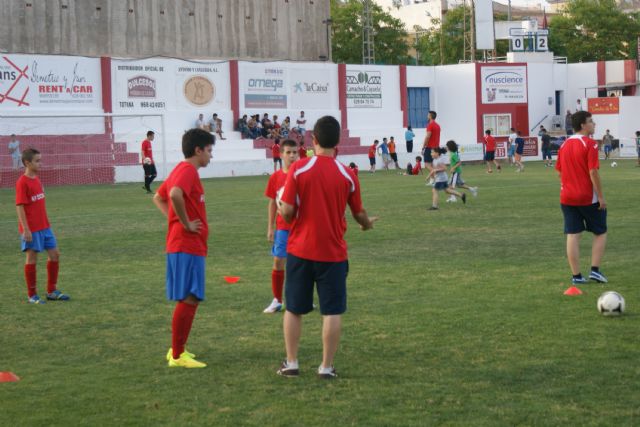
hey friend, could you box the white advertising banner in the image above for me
[112,58,230,112]
[480,65,527,104]
[474,0,495,50]
[290,68,335,110]
[0,54,102,110]
[240,63,288,109]
[346,69,382,108]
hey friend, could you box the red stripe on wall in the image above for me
[338,63,348,130]
[399,64,408,128]
[596,61,606,88]
[623,59,637,96]
[230,60,240,127]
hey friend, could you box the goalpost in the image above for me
[0,113,167,188]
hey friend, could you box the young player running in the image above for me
[427,147,466,210]
[153,129,214,368]
[15,149,70,304]
[445,140,477,203]
[276,116,377,379]
[264,140,300,313]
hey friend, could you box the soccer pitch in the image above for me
[1,161,638,426]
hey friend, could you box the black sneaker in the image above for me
[461,193,466,204]
[276,361,299,377]
[428,206,438,211]
[317,366,338,379]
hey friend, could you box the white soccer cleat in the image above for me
[470,187,478,197]
[446,195,457,203]
[263,298,283,314]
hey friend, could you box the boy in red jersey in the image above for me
[272,138,282,173]
[15,149,70,304]
[483,129,501,173]
[264,140,300,313]
[298,140,307,159]
[153,129,214,368]
[141,130,157,194]
[368,140,378,173]
[276,116,377,379]
[556,111,608,285]
[422,111,441,181]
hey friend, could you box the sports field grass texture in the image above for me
[1,160,639,426]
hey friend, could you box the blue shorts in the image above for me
[21,227,57,252]
[166,253,206,301]
[508,145,515,156]
[604,146,612,154]
[542,149,552,160]
[285,253,348,315]
[434,181,449,191]
[271,229,289,258]
[561,203,607,235]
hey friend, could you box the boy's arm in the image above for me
[16,205,32,242]
[450,161,461,173]
[267,198,277,241]
[153,192,169,218]
[352,209,377,231]
[169,187,201,233]
[279,201,295,224]
[589,169,606,210]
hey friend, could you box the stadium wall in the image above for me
[0,0,331,62]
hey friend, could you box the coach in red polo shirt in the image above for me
[556,111,608,285]
[276,116,377,379]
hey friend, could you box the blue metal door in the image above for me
[408,87,430,129]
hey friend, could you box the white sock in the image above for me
[318,365,333,374]
[286,360,299,369]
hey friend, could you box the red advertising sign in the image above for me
[587,97,619,114]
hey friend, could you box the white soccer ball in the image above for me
[597,291,625,316]
[143,157,152,165]
[610,162,618,168]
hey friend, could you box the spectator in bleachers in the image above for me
[261,114,274,138]
[272,115,282,139]
[213,115,227,140]
[247,116,260,139]
[296,111,307,135]
[196,113,206,130]
[237,115,250,139]
[281,117,291,138]
[8,134,22,170]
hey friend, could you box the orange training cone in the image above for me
[0,372,20,383]
[223,276,240,284]
[564,286,583,296]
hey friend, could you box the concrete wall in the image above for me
[0,0,331,62]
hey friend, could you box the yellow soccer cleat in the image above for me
[168,353,206,369]
[166,348,196,361]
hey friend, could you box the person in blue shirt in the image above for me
[405,126,415,153]
[377,137,390,170]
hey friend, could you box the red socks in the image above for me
[47,261,59,294]
[272,269,284,303]
[171,302,198,359]
[25,264,36,298]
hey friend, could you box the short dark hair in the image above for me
[281,139,297,150]
[349,162,357,168]
[432,147,447,155]
[415,156,422,161]
[147,131,155,137]
[373,139,379,144]
[572,111,592,132]
[182,128,215,158]
[274,138,280,144]
[22,148,40,165]
[636,131,640,137]
[313,116,340,148]
[446,140,458,152]
[429,111,437,119]
[485,129,491,135]
[516,130,521,136]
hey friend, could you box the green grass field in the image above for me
[1,160,639,426]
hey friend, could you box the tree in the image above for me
[549,0,640,62]
[415,5,509,66]
[330,0,411,64]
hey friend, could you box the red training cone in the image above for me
[564,286,583,296]
[223,276,240,284]
[0,372,20,383]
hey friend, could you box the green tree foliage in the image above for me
[415,5,509,65]
[549,0,640,62]
[330,0,411,64]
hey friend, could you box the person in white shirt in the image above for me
[575,99,583,112]
[195,114,205,130]
[507,128,517,166]
[296,111,307,135]
[8,134,22,170]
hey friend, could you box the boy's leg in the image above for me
[46,248,60,294]
[431,188,439,207]
[321,315,342,369]
[566,233,581,275]
[283,311,303,363]
[25,250,38,298]
[272,257,285,303]
[591,232,607,269]
[172,294,199,360]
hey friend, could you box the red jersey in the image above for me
[272,143,281,159]
[157,162,208,256]
[299,147,307,159]
[141,139,154,164]
[556,135,600,206]
[349,166,359,176]
[265,169,291,231]
[15,175,50,233]
[483,135,496,152]
[412,161,422,175]
[281,156,364,262]
[426,121,441,148]
[368,144,376,158]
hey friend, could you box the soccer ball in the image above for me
[597,291,625,316]
[611,162,618,167]
[143,157,152,165]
